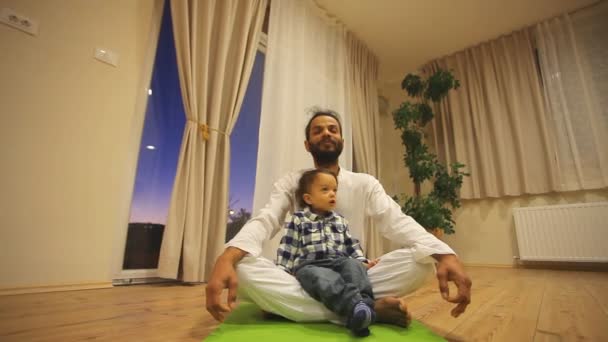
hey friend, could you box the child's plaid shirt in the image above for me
[276,207,367,273]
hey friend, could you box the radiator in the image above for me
[513,202,608,262]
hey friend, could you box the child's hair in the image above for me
[295,169,338,209]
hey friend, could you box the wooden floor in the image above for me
[1,267,607,341]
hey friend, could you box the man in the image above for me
[206,110,472,326]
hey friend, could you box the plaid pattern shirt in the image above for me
[276,207,367,273]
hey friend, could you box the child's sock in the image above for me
[347,301,376,336]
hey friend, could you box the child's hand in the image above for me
[365,258,380,269]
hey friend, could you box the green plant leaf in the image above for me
[393,102,415,129]
[417,103,434,126]
[424,69,459,102]
[401,74,425,97]
[392,68,468,235]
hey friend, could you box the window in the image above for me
[226,51,265,242]
[122,2,267,272]
[123,2,184,270]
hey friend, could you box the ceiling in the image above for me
[315,0,598,83]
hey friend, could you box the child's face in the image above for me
[303,173,338,213]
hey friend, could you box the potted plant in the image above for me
[392,69,469,236]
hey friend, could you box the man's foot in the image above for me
[347,301,376,336]
[374,297,411,327]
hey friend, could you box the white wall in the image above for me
[378,83,608,266]
[443,189,608,265]
[0,0,161,288]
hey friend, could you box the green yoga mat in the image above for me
[205,302,445,341]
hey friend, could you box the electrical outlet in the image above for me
[0,8,39,36]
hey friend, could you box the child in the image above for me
[276,169,379,336]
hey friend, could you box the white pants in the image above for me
[236,248,434,322]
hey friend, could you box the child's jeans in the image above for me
[294,257,374,318]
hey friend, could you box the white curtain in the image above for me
[535,1,608,190]
[424,29,556,199]
[253,0,352,258]
[345,32,388,258]
[158,0,267,282]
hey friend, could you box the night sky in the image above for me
[229,53,264,214]
[129,4,262,225]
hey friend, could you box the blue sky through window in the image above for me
[229,52,264,214]
[129,3,184,225]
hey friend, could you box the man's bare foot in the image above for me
[374,297,411,327]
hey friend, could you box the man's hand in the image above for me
[205,247,247,322]
[433,254,472,318]
[365,258,380,269]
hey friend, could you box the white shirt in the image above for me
[227,168,455,262]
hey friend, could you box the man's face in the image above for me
[305,115,344,164]
[303,173,338,213]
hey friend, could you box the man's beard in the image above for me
[308,138,343,165]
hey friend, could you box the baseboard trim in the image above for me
[464,263,516,268]
[0,281,113,296]
[515,261,608,271]
[464,262,608,271]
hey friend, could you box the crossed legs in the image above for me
[236,248,434,324]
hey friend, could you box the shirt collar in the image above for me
[303,207,336,221]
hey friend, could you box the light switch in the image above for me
[1,8,39,36]
[94,47,119,67]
